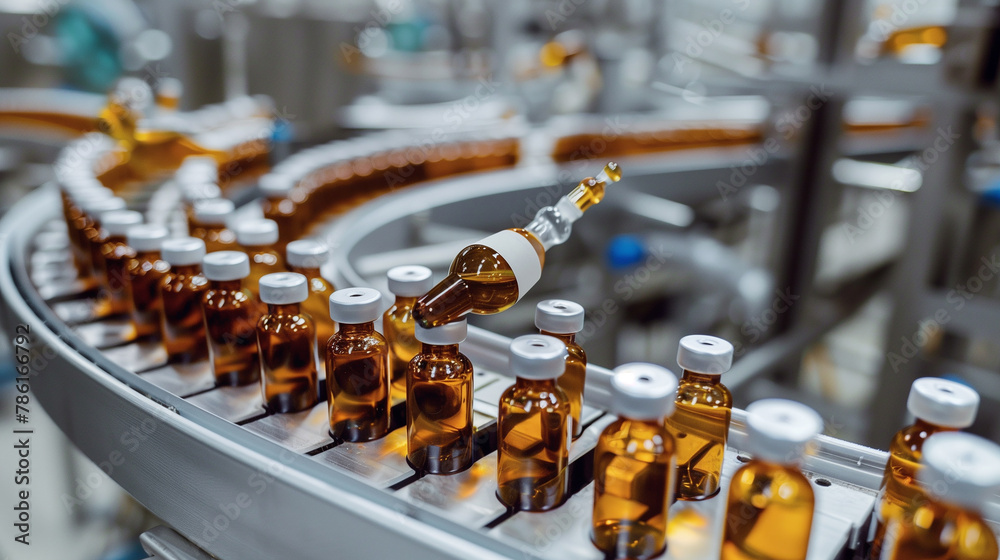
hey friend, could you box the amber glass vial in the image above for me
[235,219,283,298]
[83,196,128,280]
[190,199,237,252]
[326,287,390,442]
[592,363,678,560]
[96,210,143,315]
[259,174,298,248]
[497,335,571,512]
[125,225,171,338]
[879,432,1000,560]
[67,188,116,277]
[286,240,336,359]
[666,335,734,501]
[535,299,587,439]
[256,273,319,413]
[413,162,622,328]
[159,238,209,363]
[870,377,980,558]
[407,319,473,474]
[180,182,221,225]
[721,399,823,560]
[385,266,434,399]
[201,251,262,386]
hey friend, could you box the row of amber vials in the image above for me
[868,378,983,559]
[258,135,519,238]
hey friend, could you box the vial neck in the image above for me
[539,330,576,345]
[107,234,127,244]
[210,279,243,291]
[912,418,958,434]
[516,377,557,390]
[340,322,375,336]
[682,370,722,385]
[171,264,201,276]
[267,303,300,316]
[290,265,321,279]
[395,295,417,307]
[422,343,459,356]
[136,250,161,261]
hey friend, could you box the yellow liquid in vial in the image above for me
[414,229,545,327]
[880,499,999,560]
[257,304,318,413]
[540,330,586,439]
[406,343,474,474]
[496,378,570,512]
[591,418,675,560]
[326,322,390,443]
[721,460,815,560]
[288,266,336,360]
[385,295,420,400]
[870,419,956,558]
[665,370,732,500]
[413,163,620,328]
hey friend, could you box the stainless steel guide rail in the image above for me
[2,162,980,560]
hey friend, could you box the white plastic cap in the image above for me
[535,299,585,334]
[181,182,222,203]
[920,432,1000,511]
[101,210,143,236]
[162,237,206,267]
[508,335,568,380]
[69,185,113,201]
[610,363,679,421]
[907,378,980,429]
[387,265,434,297]
[286,240,329,269]
[329,287,383,324]
[677,335,734,375]
[126,225,169,252]
[193,199,235,225]
[235,219,279,247]
[82,196,127,216]
[178,156,218,183]
[259,174,294,197]
[259,273,308,305]
[202,251,250,281]
[415,319,468,345]
[745,399,823,465]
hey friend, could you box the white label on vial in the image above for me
[477,230,542,301]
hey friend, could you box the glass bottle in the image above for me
[406,319,474,474]
[412,162,622,327]
[256,273,319,413]
[125,225,170,339]
[96,210,143,316]
[82,196,128,280]
[384,265,434,400]
[159,238,209,364]
[190,199,237,252]
[665,335,734,501]
[65,186,113,277]
[235,219,283,298]
[497,335,571,512]
[326,287,390,443]
[878,432,1000,560]
[259,173,298,249]
[592,363,678,560]
[869,378,980,558]
[285,240,336,360]
[154,77,183,112]
[535,299,587,440]
[721,399,823,560]
[201,251,261,386]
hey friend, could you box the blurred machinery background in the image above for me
[3,0,1000,558]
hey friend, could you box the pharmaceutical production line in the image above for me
[3,0,1000,559]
